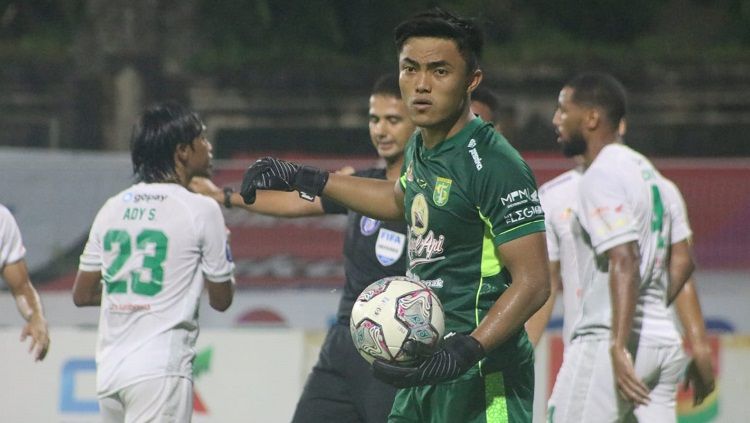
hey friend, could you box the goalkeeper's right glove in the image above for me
[372,333,485,388]
[240,157,329,204]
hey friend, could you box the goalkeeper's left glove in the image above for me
[240,156,329,204]
[372,333,485,388]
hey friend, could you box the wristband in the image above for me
[223,187,234,208]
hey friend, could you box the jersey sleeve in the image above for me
[539,193,560,261]
[78,202,108,272]
[320,196,347,214]
[661,178,692,244]
[578,167,639,255]
[197,201,235,283]
[0,206,26,268]
[472,145,545,247]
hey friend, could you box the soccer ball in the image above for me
[350,276,445,364]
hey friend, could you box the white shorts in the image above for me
[99,376,193,423]
[547,337,687,423]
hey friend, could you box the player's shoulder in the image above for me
[540,168,582,197]
[107,183,218,212]
[0,203,12,219]
[463,123,528,174]
[172,184,223,214]
[581,144,634,183]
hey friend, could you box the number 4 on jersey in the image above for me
[651,185,666,249]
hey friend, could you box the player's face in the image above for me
[369,94,414,164]
[399,37,478,129]
[552,87,587,157]
[187,133,213,177]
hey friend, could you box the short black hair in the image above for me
[471,86,499,113]
[371,73,401,99]
[565,72,627,129]
[394,8,483,73]
[130,101,205,183]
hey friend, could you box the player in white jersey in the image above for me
[526,167,583,348]
[541,73,712,422]
[528,170,715,400]
[73,102,235,423]
[0,203,50,361]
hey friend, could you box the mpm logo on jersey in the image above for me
[500,189,538,207]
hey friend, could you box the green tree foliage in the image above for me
[524,0,668,42]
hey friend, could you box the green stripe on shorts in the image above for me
[485,371,508,422]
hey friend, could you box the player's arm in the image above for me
[525,260,560,347]
[190,176,325,217]
[472,232,551,350]
[323,174,404,220]
[207,280,233,312]
[72,270,103,306]
[199,199,236,312]
[674,276,715,405]
[239,157,404,221]
[3,259,50,361]
[606,241,651,406]
[667,238,695,303]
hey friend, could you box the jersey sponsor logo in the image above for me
[408,193,446,267]
[410,194,429,236]
[109,303,151,313]
[122,192,168,203]
[504,205,543,224]
[360,216,381,236]
[375,228,405,266]
[406,270,444,288]
[433,177,452,207]
[405,162,414,182]
[467,139,483,170]
[408,229,445,267]
[500,188,539,207]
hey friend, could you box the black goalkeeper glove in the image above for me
[240,157,329,204]
[372,333,485,388]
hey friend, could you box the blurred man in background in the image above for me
[470,85,501,129]
[191,73,413,423]
[73,102,235,423]
[0,203,49,361]
[239,8,550,422]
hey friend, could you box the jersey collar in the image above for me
[417,117,485,159]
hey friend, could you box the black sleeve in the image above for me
[321,196,347,214]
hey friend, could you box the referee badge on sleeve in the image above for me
[375,229,405,266]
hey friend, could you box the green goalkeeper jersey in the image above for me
[400,117,545,372]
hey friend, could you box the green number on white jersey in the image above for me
[103,229,168,296]
[651,185,666,248]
